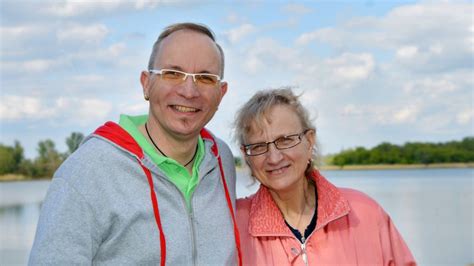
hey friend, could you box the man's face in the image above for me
[141,30,227,140]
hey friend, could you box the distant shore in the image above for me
[1,162,473,182]
[318,162,474,171]
[237,162,474,172]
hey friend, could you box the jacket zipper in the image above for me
[301,236,308,266]
[156,173,199,266]
[185,167,217,266]
[146,159,217,265]
[188,200,198,266]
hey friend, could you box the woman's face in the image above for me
[244,105,315,193]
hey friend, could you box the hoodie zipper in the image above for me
[167,167,217,266]
[156,173,199,265]
[186,196,198,265]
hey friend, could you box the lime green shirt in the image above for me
[119,114,204,208]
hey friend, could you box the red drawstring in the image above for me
[216,155,243,266]
[140,161,166,266]
[94,122,241,265]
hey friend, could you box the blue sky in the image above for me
[1,0,473,159]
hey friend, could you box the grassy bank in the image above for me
[2,162,473,182]
[0,174,50,182]
[319,162,474,171]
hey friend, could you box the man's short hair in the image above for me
[147,22,225,78]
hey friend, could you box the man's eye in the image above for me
[163,71,183,79]
[196,75,216,84]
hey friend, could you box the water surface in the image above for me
[1,169,472,265]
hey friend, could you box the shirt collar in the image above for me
[248,169,351,236]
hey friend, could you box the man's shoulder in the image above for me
[54,136,131,181]
[66,136,119,162]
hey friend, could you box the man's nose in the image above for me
[177,74,200,98]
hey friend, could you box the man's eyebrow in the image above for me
[162,65,215,74]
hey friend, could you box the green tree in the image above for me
[0,144,16,174]
[0,141,25,174]
[234,156,242,167]
[34,139,63,178]
[12,141,24,171]
[66,132,84,156]
[330,136,474,165]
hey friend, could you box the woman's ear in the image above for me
[307,129,316,148]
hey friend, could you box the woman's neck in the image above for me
[270,178,316,234]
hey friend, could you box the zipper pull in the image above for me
[301,236,308,265]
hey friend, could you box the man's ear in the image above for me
[218,81,228,102]
[140,71,151,98]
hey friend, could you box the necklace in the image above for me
[145,122,197,167]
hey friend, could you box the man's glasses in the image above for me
[242,129,311,156]
[149,69,221,88]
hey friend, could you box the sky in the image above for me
[1,0,473,159]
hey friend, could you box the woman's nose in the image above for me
[266,143,283,163]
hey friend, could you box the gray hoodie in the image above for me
[29,122,239,265]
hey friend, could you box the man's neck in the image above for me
[139,122,199,167]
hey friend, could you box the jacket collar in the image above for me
[93,121,219,159]
[248,169,351,237]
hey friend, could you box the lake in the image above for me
[1,168,472,265]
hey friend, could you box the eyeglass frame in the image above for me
[149,68,221,87]
[242,129,312,156]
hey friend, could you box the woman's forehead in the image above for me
[245,106,303,138]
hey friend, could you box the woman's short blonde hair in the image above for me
[233,87,319,173]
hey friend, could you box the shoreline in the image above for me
[318,162,474,171]
[1,163,473,181]
[237,162,474,172]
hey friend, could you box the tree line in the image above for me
[0,133,84,179]
[331,137,474,166]
[1,134,472,178]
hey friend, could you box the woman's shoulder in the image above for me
[237,193,256,211]
[339,187,384,213]
[236,194,258,233]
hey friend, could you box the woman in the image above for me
[234,88,416,265]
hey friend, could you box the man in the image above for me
[29,23,241,265]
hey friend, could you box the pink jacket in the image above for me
[236,170,416,265]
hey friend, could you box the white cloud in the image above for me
[24,59,59,72]
[403,77,459,98]
[1,25,47,41]
[339,103,421,125]
[224,23,256,43]
[282,3,313,15]
[226,13,240,24]
[106,42,127,57]
[0,25,53,57]
[396,45,418,59]
[75,99,113,125]
[0,96,58,120]
[0,95,112,125]
[457,108,473,125]
[42,0,168,18]
[393,105,420,123]
[327,53,375,81]
[1,59,62,73]
[71,74,105,83]
[296,2,473,73]
[341,104,364,117]
[295,27,333,46]
[57,23,109,44]
[240,37,301,75]
[226,13,248,24]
